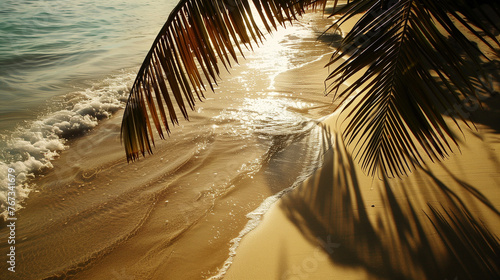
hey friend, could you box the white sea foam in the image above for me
[0,71,134,220]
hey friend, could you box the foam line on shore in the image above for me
[0,71,134,219]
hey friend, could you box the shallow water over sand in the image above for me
[0,9,340,279]
[0,0,178,218]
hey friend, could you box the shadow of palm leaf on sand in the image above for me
[426,204,500,279]
[279,123,500,280]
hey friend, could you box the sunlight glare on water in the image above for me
[215,96,316,138]
[246,23,316,90]
[213,11,328,140]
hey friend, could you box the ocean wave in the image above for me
[0,71,134,220]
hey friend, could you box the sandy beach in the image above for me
[1,9,342,279]
[224,82,500,279]
[1,2,498,280]
[223,9,500,280]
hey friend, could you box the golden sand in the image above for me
[224,10,500,280]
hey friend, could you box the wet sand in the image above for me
[0,10,341,279]
[1,3,498,280]
[224,10,500,280]
[224,91,500,279]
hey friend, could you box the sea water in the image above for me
[0,0,179,216]
[0,0,339,278]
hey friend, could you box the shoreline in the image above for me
[1,2,498,279]
[222,7,500,280]
[224,106,500,279]
[0,9,341,279]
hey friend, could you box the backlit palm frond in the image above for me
[327,0,500,177]
[121,0,326,161]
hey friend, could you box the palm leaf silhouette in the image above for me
[121,0,499,176]
[327,0,499,176]
[121,0,326,162]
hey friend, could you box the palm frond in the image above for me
[121,0,326,161]
[327,0,500,177]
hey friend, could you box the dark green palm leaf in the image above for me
[327,0,500,177]
[121,0,326,161]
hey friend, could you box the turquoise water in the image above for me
[0,0,177,131]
